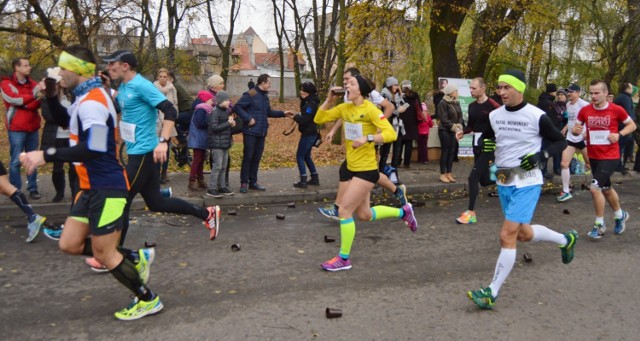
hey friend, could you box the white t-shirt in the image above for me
[566,98,589,143]
[343,89,386,106]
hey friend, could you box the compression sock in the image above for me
[118,247,139,263]
[338,218,355,259]
[488,248,516,297]
[530,224,567,245]
[370,206,402,221]
[111,257,155,301]
[10,190,36,222]
[561,168,571,193]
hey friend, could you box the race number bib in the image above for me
[344,122,363,141]
[119,121,136,143]
[515,169,543,188]
[589,130,611,145]
[474,132,483,147]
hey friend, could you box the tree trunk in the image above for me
[622,0,640,86]
[527,29,547,90]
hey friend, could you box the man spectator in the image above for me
[536,83,559,179]
[168,71,193,166]
[613,82,635,174]
[234,74,293,193]
[248,78,255,89]
[0,57,42,199]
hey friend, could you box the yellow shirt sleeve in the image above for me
[315,104,345,124]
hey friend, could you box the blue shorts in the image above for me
[497,184,541,224]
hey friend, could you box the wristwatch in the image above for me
[46,147,57,156]
[367,134,375,143]
[159,136,169,144]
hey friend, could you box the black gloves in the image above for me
[480,139,496,153]
[519,152,546,171]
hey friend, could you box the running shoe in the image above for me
[467,287,496,310]
[395,184,408,206]
[43,226,62,241]
[401,203,418,232]
[114,296,163,321]
[205,205,220,240]
[321,255,352,272]
[85,257,109,273]
[614,211,629,235]
[556,192,573,202]
[560,229,578,264]
[160,187,172,198]
[456,210,477,224]
[317,205,339,221]
[26,215,46,243]
[136,248,155,285]
[588,223,605,240]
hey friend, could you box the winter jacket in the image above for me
[233,87,285,137]
[537,92,558,127]
[40,95,72,149]
[207,105,233,150]
[436,97,463,132]
[399,92,420,141]
[417,102,433,135]
[294,94,319,137]
[0,73,41,132]
[188,103,212,150]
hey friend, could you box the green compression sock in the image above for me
[370,206,402,221]
[338,217,355,259]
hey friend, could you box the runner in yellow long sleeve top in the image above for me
[314,74,418,272]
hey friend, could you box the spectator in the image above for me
[292,81,320,188]
[380,77,404,171]
[416,101,433,164]
[0,57,42,199]
[169,71,194,166]
[537,83,560,179]
[393,80,420,168]
[206,90,236,197]
[154,68,178,183]
[437,83,463,183]
[613,82,635,173]
[248,78,255,89]
[188,90,215,191]
[234,74,294,193]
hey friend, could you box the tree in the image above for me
[166,0,202,70]
[272,0,286,103]
[206,0,241,81]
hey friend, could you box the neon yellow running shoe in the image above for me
[114,296,163,321]
[466,287,496,309]
[135,248,155,285]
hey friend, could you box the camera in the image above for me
[331,88,346,96]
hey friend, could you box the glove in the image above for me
[519,152,545,171]
[480,139,496,153]
[44,78,58,98]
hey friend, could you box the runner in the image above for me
[466,69,577,310]
[0,160,45,242]
[20,45,161,320]
[571,80,635,239]
[314,73,418,271]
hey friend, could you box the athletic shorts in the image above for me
[0,161,6,176]
[589,159,617,190]
[339,161,380,184]
[497,184,541,224]
[70,190,128,236]
[567,140,586,150]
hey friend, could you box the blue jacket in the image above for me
[188,104,211,149]
[233,87,284,136]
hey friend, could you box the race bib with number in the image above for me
[474,132,483,147]
[589,130,611,145]
[119,121,136,143]
[344,122,363,141]
[515,169,543,188]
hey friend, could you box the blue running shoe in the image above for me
[395,184,408,206]
[318,205,339,221]
[26,215,46,243]
[614,211,629,235]
[43,226,63,241]
[588,223,605,240]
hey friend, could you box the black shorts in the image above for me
[70,190,128,236]
[339,161,380,184]
[0,161,6,176]
[567,140,586,150]
[589,159,617,189]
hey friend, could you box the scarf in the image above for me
[195,102,213,114]
[72,77,103,98]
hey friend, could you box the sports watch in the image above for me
[367,134,375,143]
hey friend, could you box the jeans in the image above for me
[241,134,266,184]
[296,135,317,176]
[8,130,39,192]
[209,148,229,190]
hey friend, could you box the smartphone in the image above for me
[88,125,109,152]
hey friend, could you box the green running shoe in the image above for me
[466,287,496,310]
[114,296,163,321]
[560,230,578,264]
[135,248,155,285]
[26,215,46,243]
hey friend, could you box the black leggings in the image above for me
[119,152,208,245]
[467,151,495,211]
[439,130,457,174]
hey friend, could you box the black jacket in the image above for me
[207,105,233,149]
[437,98,463,132]
[294,94,319,137]
[400,92,420,140]
[537,92,558,127]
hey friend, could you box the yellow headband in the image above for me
[498,74,526,93]
[58,51,96,78]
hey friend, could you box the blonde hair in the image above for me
[156,67,170,79]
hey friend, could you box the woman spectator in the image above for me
[293,82,320,188]
[154,68,178,183]
[417,102,433,164]
[392,80,420,168]
[437,83,463,183]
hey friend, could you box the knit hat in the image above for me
[567,83,581,92]
[300,81,317,94]
[443,83,458,95]
[545,83,558,93]
[197,90,214,103]
[206,75,224,89]
[215,90,230,104]
[498,69,527,93]
[384,77,398,88]
[557,88,567,97]
[401,80,412,89]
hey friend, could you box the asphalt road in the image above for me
[1,181,640,340]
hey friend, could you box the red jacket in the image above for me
[1,73,41,132]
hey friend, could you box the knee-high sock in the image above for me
[531,224,567,245]
[10,190,36,222]
[339,218,355,259]
[561,168,571,194]
[370,206,402,221]
[110,257,155,301]
[117,247,139,263]
[488,248,516,297]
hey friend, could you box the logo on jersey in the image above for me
[587,115,611,129]
[379,113,386,120]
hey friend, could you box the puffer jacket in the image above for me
[207,105,233,149]
[0,73,41,132]
[233,87,285,136]
[188,103,212,150]
[293,94,319,137]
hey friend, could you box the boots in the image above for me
[307,173,320,186]
[189,180,201,191]
[197,177,208,190]
[294,176,308,188]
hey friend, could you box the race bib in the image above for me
[474,132,483,147]
[119,121,136,143]
[515,169,543,188]
[589,130,610,145]
[344,122,363,141]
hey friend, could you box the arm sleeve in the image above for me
[155,100,177,121]
[539,114,567,156]
[43,140,104,163]
[45,96,71,129]
[0,80,35,106]
[233,93,251,122]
